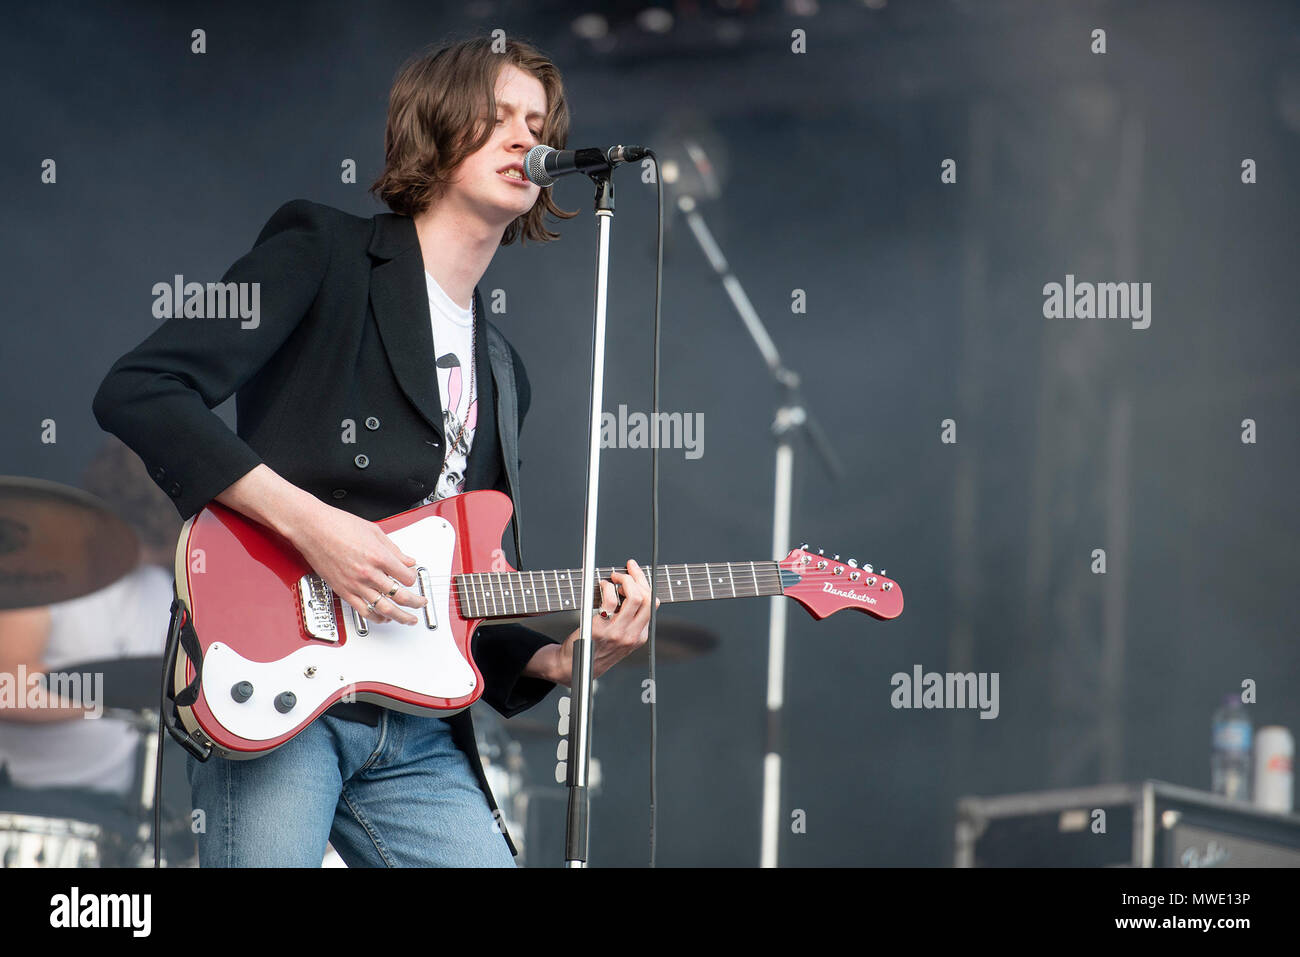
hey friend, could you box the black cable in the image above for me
[644,149,663,868]
[153,689,165,867]
[154,593,184,868]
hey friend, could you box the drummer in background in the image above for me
[0,436,180,806]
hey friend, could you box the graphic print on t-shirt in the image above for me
[417,271,478,507]
[430,350,477,500]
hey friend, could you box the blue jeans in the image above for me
[186,709,515,867]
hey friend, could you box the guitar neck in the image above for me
[455,561,788,620]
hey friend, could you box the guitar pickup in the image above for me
[298,575,340,642]
[417,566,437,630]
[340,568,436,635]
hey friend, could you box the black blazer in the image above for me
[92,199,558,855]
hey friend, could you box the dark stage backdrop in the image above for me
[2,0,1297,866]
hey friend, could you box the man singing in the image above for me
[93,35,653,867]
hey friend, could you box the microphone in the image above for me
[524,144,649,187]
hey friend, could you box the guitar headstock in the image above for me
[777,545,904,621]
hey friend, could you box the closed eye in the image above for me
[496,116,543,140]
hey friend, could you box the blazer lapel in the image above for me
[368,212,444,443]
[462,285,499,491]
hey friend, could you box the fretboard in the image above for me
[454,561,786,620]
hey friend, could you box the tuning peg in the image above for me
[817,548,824,556]
[880,569,886,577]
[798,542,809,550]
[863,564,873,574]
[847,559,858,568]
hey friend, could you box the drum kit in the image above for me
[0,477,194,867]
[0,476,721,868]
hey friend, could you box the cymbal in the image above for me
[38,656,164,712]
[520,612,720,664]
[0,476,140,610]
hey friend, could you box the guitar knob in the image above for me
[230,681,253,703]
[274,691,297,714]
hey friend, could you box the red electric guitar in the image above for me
[172,489,903,759]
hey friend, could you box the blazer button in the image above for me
[332,489,347,499]
[168,482,182,498]
[354,454,369,469]
[365,416,381,430]
[152,466,166,481]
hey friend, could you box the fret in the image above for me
[454,559,788,613]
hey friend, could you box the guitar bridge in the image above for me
[298,575,340,642]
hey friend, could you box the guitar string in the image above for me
[339,565,888,615]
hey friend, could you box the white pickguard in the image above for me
[201,515,477,743]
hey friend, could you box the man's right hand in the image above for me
[215,465,426,626]
[288,503,426,625]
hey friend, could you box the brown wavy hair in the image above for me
[370,36,578,245]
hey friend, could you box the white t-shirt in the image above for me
[0,563,174,795]
[418,271,478,504]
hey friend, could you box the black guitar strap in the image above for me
[163,580,212,761]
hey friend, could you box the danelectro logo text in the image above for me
[821,582,877,605]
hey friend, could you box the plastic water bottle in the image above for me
[1211,694,1252,801]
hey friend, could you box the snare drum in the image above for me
[0,812,105,868]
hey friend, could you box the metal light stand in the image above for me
[675,194,843,867]
[564,171,617,867]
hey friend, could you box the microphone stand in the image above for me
[564,170,617,867]
[674,194,843,867]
